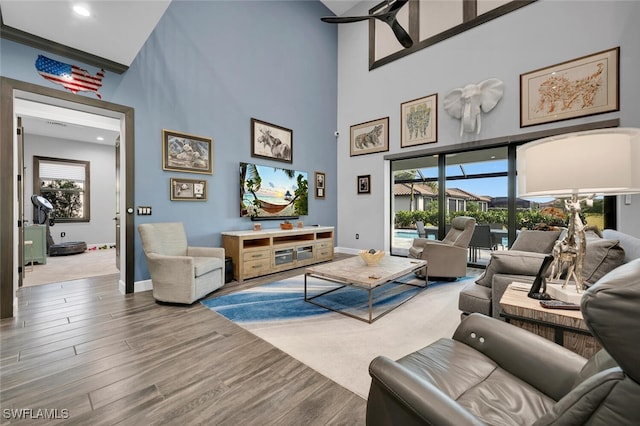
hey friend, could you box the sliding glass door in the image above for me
[391,144,614,264]
[391,156,439,256]
[445,148,508,266]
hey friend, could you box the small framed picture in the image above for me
[315,171,326,199]
[401,93,437,147]
[357,174,371,194]
[251,118,293,163]
[350,117,389,156]
[170,178,207,201]
[162,129,213,174]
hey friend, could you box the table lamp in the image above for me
[517,127,640,295]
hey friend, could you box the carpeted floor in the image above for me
[23,248,119,286]
[203,272,480,398]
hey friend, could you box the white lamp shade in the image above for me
[517,128,640,197]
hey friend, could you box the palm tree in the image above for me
[240,163,261,215]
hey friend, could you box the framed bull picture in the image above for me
[350,117,389,156]
[251,118,293,163]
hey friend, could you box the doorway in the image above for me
[1,77,135,319]
[19,106,120,287]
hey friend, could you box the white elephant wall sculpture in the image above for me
[443,78,504,136]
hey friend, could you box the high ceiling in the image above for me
[1,0,363,144]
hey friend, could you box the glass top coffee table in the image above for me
[304,256,427,323]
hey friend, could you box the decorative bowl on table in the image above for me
[280,222,294,230]
[359,249,385,266]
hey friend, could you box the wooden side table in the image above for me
[499,285,601,358]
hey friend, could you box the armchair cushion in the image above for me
[193,257,224,278]
[510,230,561,253]
[475,250,548,287]
[582,239,625,284]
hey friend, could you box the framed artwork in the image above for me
[170,178,207,201]
[315,171,326,199]
[251,118,293,163]
[162,129,213,174]
[350,117,389,157]
[357,175,371,194]
[520,47,619,127]
[401,93,437,147]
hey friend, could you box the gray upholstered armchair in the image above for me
[138,222,225,304]
[367,258,640,425]
[407,216,476,279]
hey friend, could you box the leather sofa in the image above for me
[366,258,640,425]
[458,229,639,318]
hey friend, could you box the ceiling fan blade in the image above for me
[321,16,371,24]
[321,0,412,48]
[387,19,413,48]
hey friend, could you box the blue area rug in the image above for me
[202,275,470,323]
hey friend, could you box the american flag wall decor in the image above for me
[35,55,105,99]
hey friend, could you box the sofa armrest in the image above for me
[367,356,484,426]
[453,314,586,401]
[491,274,535,318]
[187,246,225,259]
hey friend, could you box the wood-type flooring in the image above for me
[0,254,366,425]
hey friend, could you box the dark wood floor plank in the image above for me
[0,256,366,424]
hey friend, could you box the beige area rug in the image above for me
[203,273,480,398]
[23,248,119,286]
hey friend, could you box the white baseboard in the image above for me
[335,247,360,255]
[118,279,153,294]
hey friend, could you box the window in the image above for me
[33,156,90,222]
[369,0,534,70]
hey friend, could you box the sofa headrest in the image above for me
[581,258,640,382]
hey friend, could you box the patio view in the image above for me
[391,147,606,265]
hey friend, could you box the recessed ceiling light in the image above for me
[96,136,104,141]
[73,5,91,17]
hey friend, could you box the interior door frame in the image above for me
[1,77,135,318]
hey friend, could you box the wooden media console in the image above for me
[221,226,334,281]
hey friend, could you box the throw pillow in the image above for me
[510,230,562,254]
[582,239,625,285]
[475,250,549,288]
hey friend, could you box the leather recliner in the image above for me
[366,258,640,425]
[407,216,476,279]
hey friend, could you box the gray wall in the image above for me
[23,135,116,246]
[336,0,640,251]
[1,1,338,281]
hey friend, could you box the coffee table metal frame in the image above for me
[304,257,427,323]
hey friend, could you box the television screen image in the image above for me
[240,162,308,219]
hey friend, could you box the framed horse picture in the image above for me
[350,117,389,156]
[251,118,293,163]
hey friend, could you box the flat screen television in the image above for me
[240,162,308,220]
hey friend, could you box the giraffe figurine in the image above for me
[548,196,590,292]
